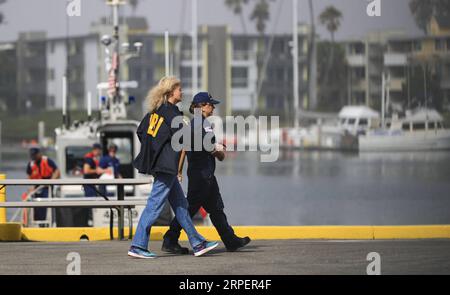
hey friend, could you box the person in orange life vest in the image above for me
[83,143,108,197]
[26,147,60,221]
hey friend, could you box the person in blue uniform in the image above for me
[99,143,121,178]
[98,143,121,196]
[162,92,251,254]
[82,143,102,197]
[128,76,218,259]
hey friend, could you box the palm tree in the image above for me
[319,5,342,43]
[307,0,317,109]
[319,5,342,86]
[225,0,249,34]
[250,0,271,35]
[409,0,450,34]
[128,0,139,14]
[0,0,6,25]
[224,0,274,35]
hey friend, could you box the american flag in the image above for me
[107,52,119,98]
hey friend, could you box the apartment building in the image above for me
[384,14,450,110]
[0,19,311,119]
[343,14,450,111]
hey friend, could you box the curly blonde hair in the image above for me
[146,76,181,113]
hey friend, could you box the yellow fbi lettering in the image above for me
[147,113,164,137]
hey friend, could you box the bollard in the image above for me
[0,174,5,223]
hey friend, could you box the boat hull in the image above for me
[359,130,450,152]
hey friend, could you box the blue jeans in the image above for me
[131,173,205,250]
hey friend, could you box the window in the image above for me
[231,67,248,88]
[48,68,55,81]
[402,123,410,131]
[233,39,250,60]
[352,67,366,80]
[272,39,286,55]
[69,40,82,56]
[130,68,141,81]
[49,42,55,53]
[105,138,132,164]
[47,95,55,108]
[428,122,436,130]
[349,43,365,55]
[65,146,92,176]
[390,66,405,78]
[348,118,356,125]
[412,41,422,52]
[180,66,202,88]
[435,39,445,51]
[359,118,368,126]
[412,122,426,130]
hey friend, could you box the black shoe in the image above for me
[161,239,189,255]
[225,236,251,252]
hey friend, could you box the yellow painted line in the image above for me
[15,225,450,242]
[0,223,22,241]
[373,225,450,239]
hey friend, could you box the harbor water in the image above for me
[1,148,450,225]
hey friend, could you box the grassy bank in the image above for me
[0,110,98,143]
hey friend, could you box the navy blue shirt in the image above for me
[99,155,121,178]
[186,117,216,178]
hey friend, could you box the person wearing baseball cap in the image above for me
[162,92,251,254]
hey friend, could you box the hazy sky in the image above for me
[0,0,422,42]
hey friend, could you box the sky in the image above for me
[0,0,423,43]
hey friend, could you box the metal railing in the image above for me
[0,178,152,240]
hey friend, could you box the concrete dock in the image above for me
[1,239,449,275]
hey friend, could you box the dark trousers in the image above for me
[33,188,48,221]
[163,174,237,246]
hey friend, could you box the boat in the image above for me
[22,0,169,228]
[359,108,450,152]
[282,105,380,150]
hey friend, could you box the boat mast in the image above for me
[165,30,170,76]
[105,0,126,121]
[381,71,385,128]
[292,0,300,129]
[191,0,198,95]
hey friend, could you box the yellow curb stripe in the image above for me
[373,225,450,239]
[14,225,450,242]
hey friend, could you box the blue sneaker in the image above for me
[127,246,157,259]
[193,241,219,257]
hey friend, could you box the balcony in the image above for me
[441,77,450,89]
[232,50,255,61]
[347,54,365,66]
[388,78,405,91]
[384,53,408,66]
[350,79,366,91]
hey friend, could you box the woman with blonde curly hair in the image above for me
[129,77,218,259]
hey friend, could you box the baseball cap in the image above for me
[108,143,118,151]
[29,147,41,156]
[92,143,102,149]
[192,92,220,105]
